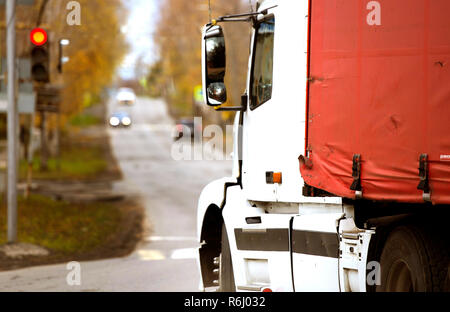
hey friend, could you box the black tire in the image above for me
[218,224,236,292]
[376,225,449,292]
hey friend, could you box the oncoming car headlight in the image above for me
[109,116,120,127]
[121,117,131,126]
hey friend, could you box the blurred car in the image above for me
[116,88,136,106]
[174,118,201,141]
[109,111,132,128]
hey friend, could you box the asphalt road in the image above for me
[0,97,231,291]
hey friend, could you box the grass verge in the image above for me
[19,144,108,181]
[0,194,121,255]
[0,194,144,271]
[69,113,103,128]
[0,118,141,271]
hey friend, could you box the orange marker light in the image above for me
[266,171,283,184]
[30,28,48,46]
[273,172,282,184]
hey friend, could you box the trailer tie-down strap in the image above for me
[350,154,362,192]
[417,154,431,200]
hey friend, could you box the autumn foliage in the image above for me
[1,0,128,116]
[154,0,253,122]
[41,0,128,115]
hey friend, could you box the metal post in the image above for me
[6,0,17,243]
[25,113,34,198]
[55,112,60,170]
[40,111,48,171]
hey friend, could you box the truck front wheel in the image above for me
[376,225,449,292]
[218,224,236,292]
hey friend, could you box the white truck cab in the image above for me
[197,0,450,292]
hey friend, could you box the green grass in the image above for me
[19,144,108,181]
[69,114,103,128]
[0,194,121,254]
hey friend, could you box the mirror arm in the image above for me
[214,6,276,21]
[213,94,248,112]
[216,17,253,23]
[206,5,277,28]
[205,18,253,33]
[214,106,245,112]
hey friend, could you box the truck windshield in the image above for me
[250,17,275,109]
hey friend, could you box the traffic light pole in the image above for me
[6,0,18,243]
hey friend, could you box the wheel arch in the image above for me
[199,204,224,288]
[197,177,237,289]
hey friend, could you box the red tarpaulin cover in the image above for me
[301,0,450,204]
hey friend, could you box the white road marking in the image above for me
[145,236,198,242]
[136,250,165,261]
[170,248,198,260]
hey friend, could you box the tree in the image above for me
[154,0,253,123]
[2,0,128,114]
[40,0,129,115]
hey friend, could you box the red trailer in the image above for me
[301,0,450,205]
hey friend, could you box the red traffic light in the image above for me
[30,28,48,46]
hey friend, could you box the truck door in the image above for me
[242,13,278,202]
[242,2,307,203]
[233,2,310,292]
[228,8,295,292]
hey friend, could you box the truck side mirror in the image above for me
[202,25,227,106]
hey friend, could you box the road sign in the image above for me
[1,58,33,93]
[0,92,35,114]
[36,85,61,112]
[0,58,36,114]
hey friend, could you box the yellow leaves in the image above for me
[42,0,128,115]
[5,0,127,117]
[155,0,252,122]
